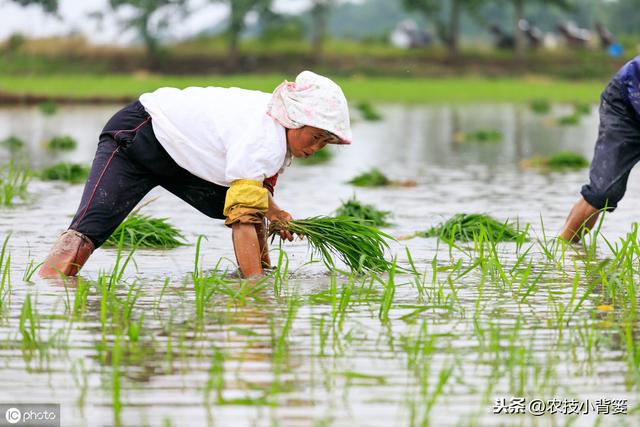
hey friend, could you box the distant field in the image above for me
[0,74,607,104]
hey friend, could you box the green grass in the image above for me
[335,196,392,227]
[348,168,391,187]
[269,216,394,273]
[46,135,78,151]
[104,214,186,249]
[297,147,333,165]
[409,213,527,242]
[0,75,605,104]
[523,151,589,171]
[0,136,25,150]
[38,162,89,183]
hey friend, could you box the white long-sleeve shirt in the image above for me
[139,86,289,187]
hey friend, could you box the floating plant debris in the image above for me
[104,214,186,248]
[335,196,392,227]
[269,216,393,273]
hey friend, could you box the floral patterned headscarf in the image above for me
[267,70,352,144]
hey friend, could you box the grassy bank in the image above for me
[0,74,606,104]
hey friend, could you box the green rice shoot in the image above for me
[524,151,589,171]
[269,216,394,273]
[574,102,591,115]
[530,99,551,114]
[410,213,527,242]
[0,162,30,207]
[356,101,383,121]
[46,135,78,151]
[348,168,391,187]
[335,196,392,227]
[557,113,580,126]
[38,101,58,115]
[38,162,90,183]
[0,136,25,150]
[104,213,186,249]
[298,147,333,165]
[458,129,503,143]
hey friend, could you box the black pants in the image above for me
[69,100,228,248]
[580,76,640,211]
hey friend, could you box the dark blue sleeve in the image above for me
[617,56,640,119]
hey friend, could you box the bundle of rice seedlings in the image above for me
[557,114,580,126]
[104,214,186,248]
[356,101,382,121]
[456,129,503,143]
[530,99,551,114]
[574,102,591,115]
[348,168,391,187]
[405,213,527,242]
[335,196,392,227]
[298,147,333,165]
[0,136,25,150]
[38,101,58,115]
[46,135,77,151]
[521,151,589,171]
[38,162,90,183]
[269,216,394,273]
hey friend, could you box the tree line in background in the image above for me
[8,0,640,65]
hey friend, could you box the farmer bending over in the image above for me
[560,56,640,242]
[39,71,352,279]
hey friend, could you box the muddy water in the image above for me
[1,103,639,427]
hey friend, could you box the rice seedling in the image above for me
[269,216,394,273]
[38,100,58,115]
[348,168,391,187]
[46,135,77,151]
[0,235,11,315]
[104,213,186,248]
[557,113,580,126]
[522,151,589,171]
[298,146,333,165]
[0,135,25,150]
[38,162,90,184]
[0,161,30,207]
[455,129,502,143]
[335,196,392,227]
[356,101,383,121]
[574,102,591,115]
[403,213,527,243]
[530,98,551,114]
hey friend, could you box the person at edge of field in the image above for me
[39,70,352,279]
[560,56,640,242]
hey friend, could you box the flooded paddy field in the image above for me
[1,102,639,427]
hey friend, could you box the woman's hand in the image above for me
[267,208,294,241]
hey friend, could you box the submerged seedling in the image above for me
[104,214,186,248]
[335,196,392,227]
[269,216,394,272]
